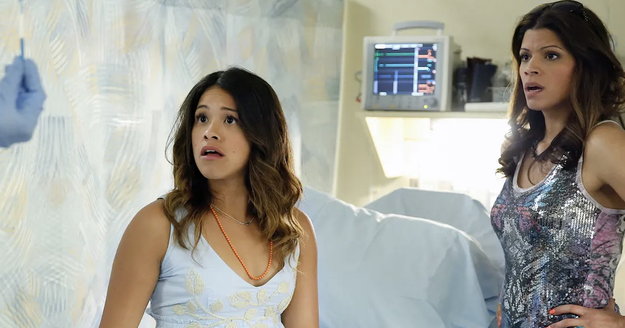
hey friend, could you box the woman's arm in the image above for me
[98,199,171,328]
[585,122,625,202]
[551,122,625,327]
[281,208,319,328]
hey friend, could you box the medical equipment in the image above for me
[361,21,461,112]
[19,0,24,60]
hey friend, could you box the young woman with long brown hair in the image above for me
[99,67,319,328]
[491,1,625,327]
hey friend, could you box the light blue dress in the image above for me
[147,199,299,328]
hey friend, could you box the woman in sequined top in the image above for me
[98,67,319,328]
[490,1,625,327]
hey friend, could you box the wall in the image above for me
[335,0,625,206]
[334,0,625,306]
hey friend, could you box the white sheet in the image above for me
[298,187,503,328]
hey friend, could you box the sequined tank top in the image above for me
[491,123,625,327]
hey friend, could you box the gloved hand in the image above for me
[0,57,46,148]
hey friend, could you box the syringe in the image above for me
[19,0,24,60]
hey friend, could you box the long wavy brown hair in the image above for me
[163,67,304,265]
[498,1,625,177]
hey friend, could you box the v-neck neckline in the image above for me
[198,231,283,289]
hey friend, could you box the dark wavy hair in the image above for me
[163,67,303,265]
[497,0,625,177]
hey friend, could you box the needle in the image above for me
[19,0,24,60]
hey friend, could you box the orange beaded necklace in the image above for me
[210,205,273,281]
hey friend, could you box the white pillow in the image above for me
[298,187,502,328]
[365,187,505,275]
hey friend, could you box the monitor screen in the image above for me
[372,43,437,96]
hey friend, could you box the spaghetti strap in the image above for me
[592,119,622,129]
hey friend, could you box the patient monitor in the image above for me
[362,21,461,112]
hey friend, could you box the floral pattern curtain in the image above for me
[0,0,342,326]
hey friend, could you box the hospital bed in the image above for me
[298,186,503,328]
[365,187,505,275]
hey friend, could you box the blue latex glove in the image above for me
[0,57,46,148]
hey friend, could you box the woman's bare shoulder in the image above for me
[122,198,172,256]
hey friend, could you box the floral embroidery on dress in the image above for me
[172,268,294,328]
